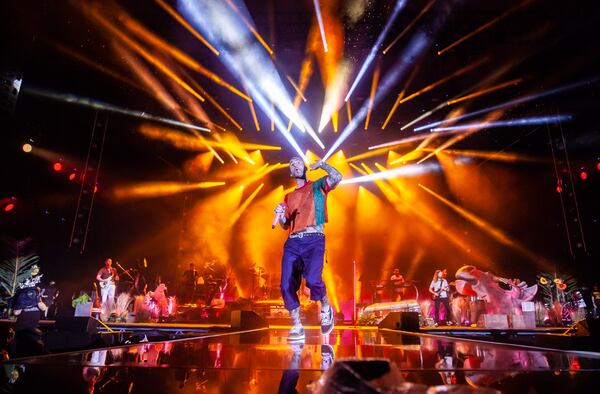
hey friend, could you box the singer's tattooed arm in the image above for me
[319,161,343,188]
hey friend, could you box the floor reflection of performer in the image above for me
[435,340,457,385]
[390,268,405,301]
[429,269,452,326]
[274,157,342,342]
[278,343,335,393]
[95,258,119,311]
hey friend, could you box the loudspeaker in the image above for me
[378,311,420,331]
[230,310,269,329]
[55,316,98,334]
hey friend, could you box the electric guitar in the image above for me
[431,282,450,299]
[99,275,116,289]
[92,282,102,309]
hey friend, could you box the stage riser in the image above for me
[378,312,420,332]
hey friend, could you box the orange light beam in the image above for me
[51,42,147,96]
[249,99,261,131]
[383,0,436,54]
[399,66,517,131]
[182,70,243,130]
[364,63,381,130]
[381,61,421,129]
[370,164,491,266]
[235,163,288,189]
[417,183,552,269]
[89,10,205,103]
[230,183,265,225]
[286,75,307,102]
[154,0,219,56]
[437,0,533,55]
[112,43,222,163]
[287,56,314,131]
[342,147,393,164]
[388,135,436,165]
[421,147,545,163]
[397,57,489,106]
[417,111,503,164]
[138,124,281,151]
[346,100,352,123]
[224,0,274,55]
[349,163,368,176]
[119,13,251,102]
[112,181,226,199]
[270,101,275,132]
[446,78,522,105]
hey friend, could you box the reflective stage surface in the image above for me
[2,328,599,393]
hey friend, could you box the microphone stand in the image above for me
[116,262,136,281]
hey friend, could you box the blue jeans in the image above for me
[280,234,327,311]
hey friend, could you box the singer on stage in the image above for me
[274,157,342,342]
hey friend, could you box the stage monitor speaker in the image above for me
[378,311,420,332]
[230,310,269,329]
[55,316,98,334]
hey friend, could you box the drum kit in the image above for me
[248,264,279,300]
[363,279,420,303]
[193,262,230,306]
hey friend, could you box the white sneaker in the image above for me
[288,325,305,342]
[320,305,334,335]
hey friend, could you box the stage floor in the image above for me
[2,327,599,393]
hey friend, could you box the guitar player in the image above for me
[429,269,452,326]
[95,258,119,310]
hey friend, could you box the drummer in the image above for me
[390,268,405,301]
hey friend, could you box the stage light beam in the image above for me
[230,183,265,225]
[383,0,436,54]
[344,0,408,102]
[23,87,211,133]
[381,62,422,129]
[396,57,489,107]
[446,78,522,105]
[312,0,329,53]
[414,78,597,132]
[224,0,274,55]
[364,63,381,130]
[430,115,572,132]
[154,0,219,56]
[112,181,225,199]
[418,183,552,270]
[437,0,533,55]
[286,75,307,102]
